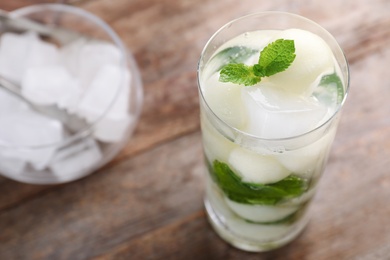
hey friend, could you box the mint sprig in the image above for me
[219,63,260,86]
[210,160,307,205]
[319,73,344,104]
[219,39,296,86]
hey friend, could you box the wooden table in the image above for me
[0,0,389,259]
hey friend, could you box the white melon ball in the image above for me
[200,113,236,163]
[225,217,291,241]
[228,147,290,184]
[268,29,335,95]
[206,174,236,218]
[276,127,337,177]
[225,197,298,223]
[202,73,247,129]
[206,176,292,241]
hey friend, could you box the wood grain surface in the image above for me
[0,0,389,259]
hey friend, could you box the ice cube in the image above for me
[0,152,26,175]
[241,84,328,139]
[61,39,122,88]
[0,88,28,115]
[60,38,86,77]
[49,138,102,181]
[77,41,122,88]
[225,197,298,222]
[0,32,60,84]
[76,64,131,142]
[202,73,247,129]
[228,147,290,184]
[21,66,80,107]
[268,29,335,95]
[77,65,128,120]
[0,32,36,83]
[0,110,63,170]
[93,69,132,143]
[25,34,60,69]
[108,69,131,115]
[276,127,337,176]
[93,114,133,143]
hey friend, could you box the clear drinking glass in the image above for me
[197,12,349,252]
[0,4,143,184]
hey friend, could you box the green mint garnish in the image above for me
[255,39,296,77]
[312,72,344,106]
[219,63,260,86]
[210,160,307,205]
[219,39,296,86]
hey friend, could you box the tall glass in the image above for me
[197,12,349,252]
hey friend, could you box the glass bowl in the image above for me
[0,4,143,184]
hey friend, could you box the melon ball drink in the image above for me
[197,12,349,252]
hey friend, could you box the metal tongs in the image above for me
[0,75,88,133]
[0,9,83,44]
[0,10,89,133]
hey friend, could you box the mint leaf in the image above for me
[245,175,307,197]
[313,72,344,106]
[210,160,307,205]
[319,73,344,104]
[253,63,266,77]
[219,39,296,86]
[256,39,296,77]
[219,63,261,86]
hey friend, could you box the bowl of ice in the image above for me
[0,4,143,184]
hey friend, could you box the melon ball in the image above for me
[228,147,290,184]
[202,73,247,129]
[225,197,298,223]
[268,29,335,95]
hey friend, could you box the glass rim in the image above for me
[197,11,350,143]
[0,3,136,149]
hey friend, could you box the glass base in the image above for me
[204,199,309,252]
